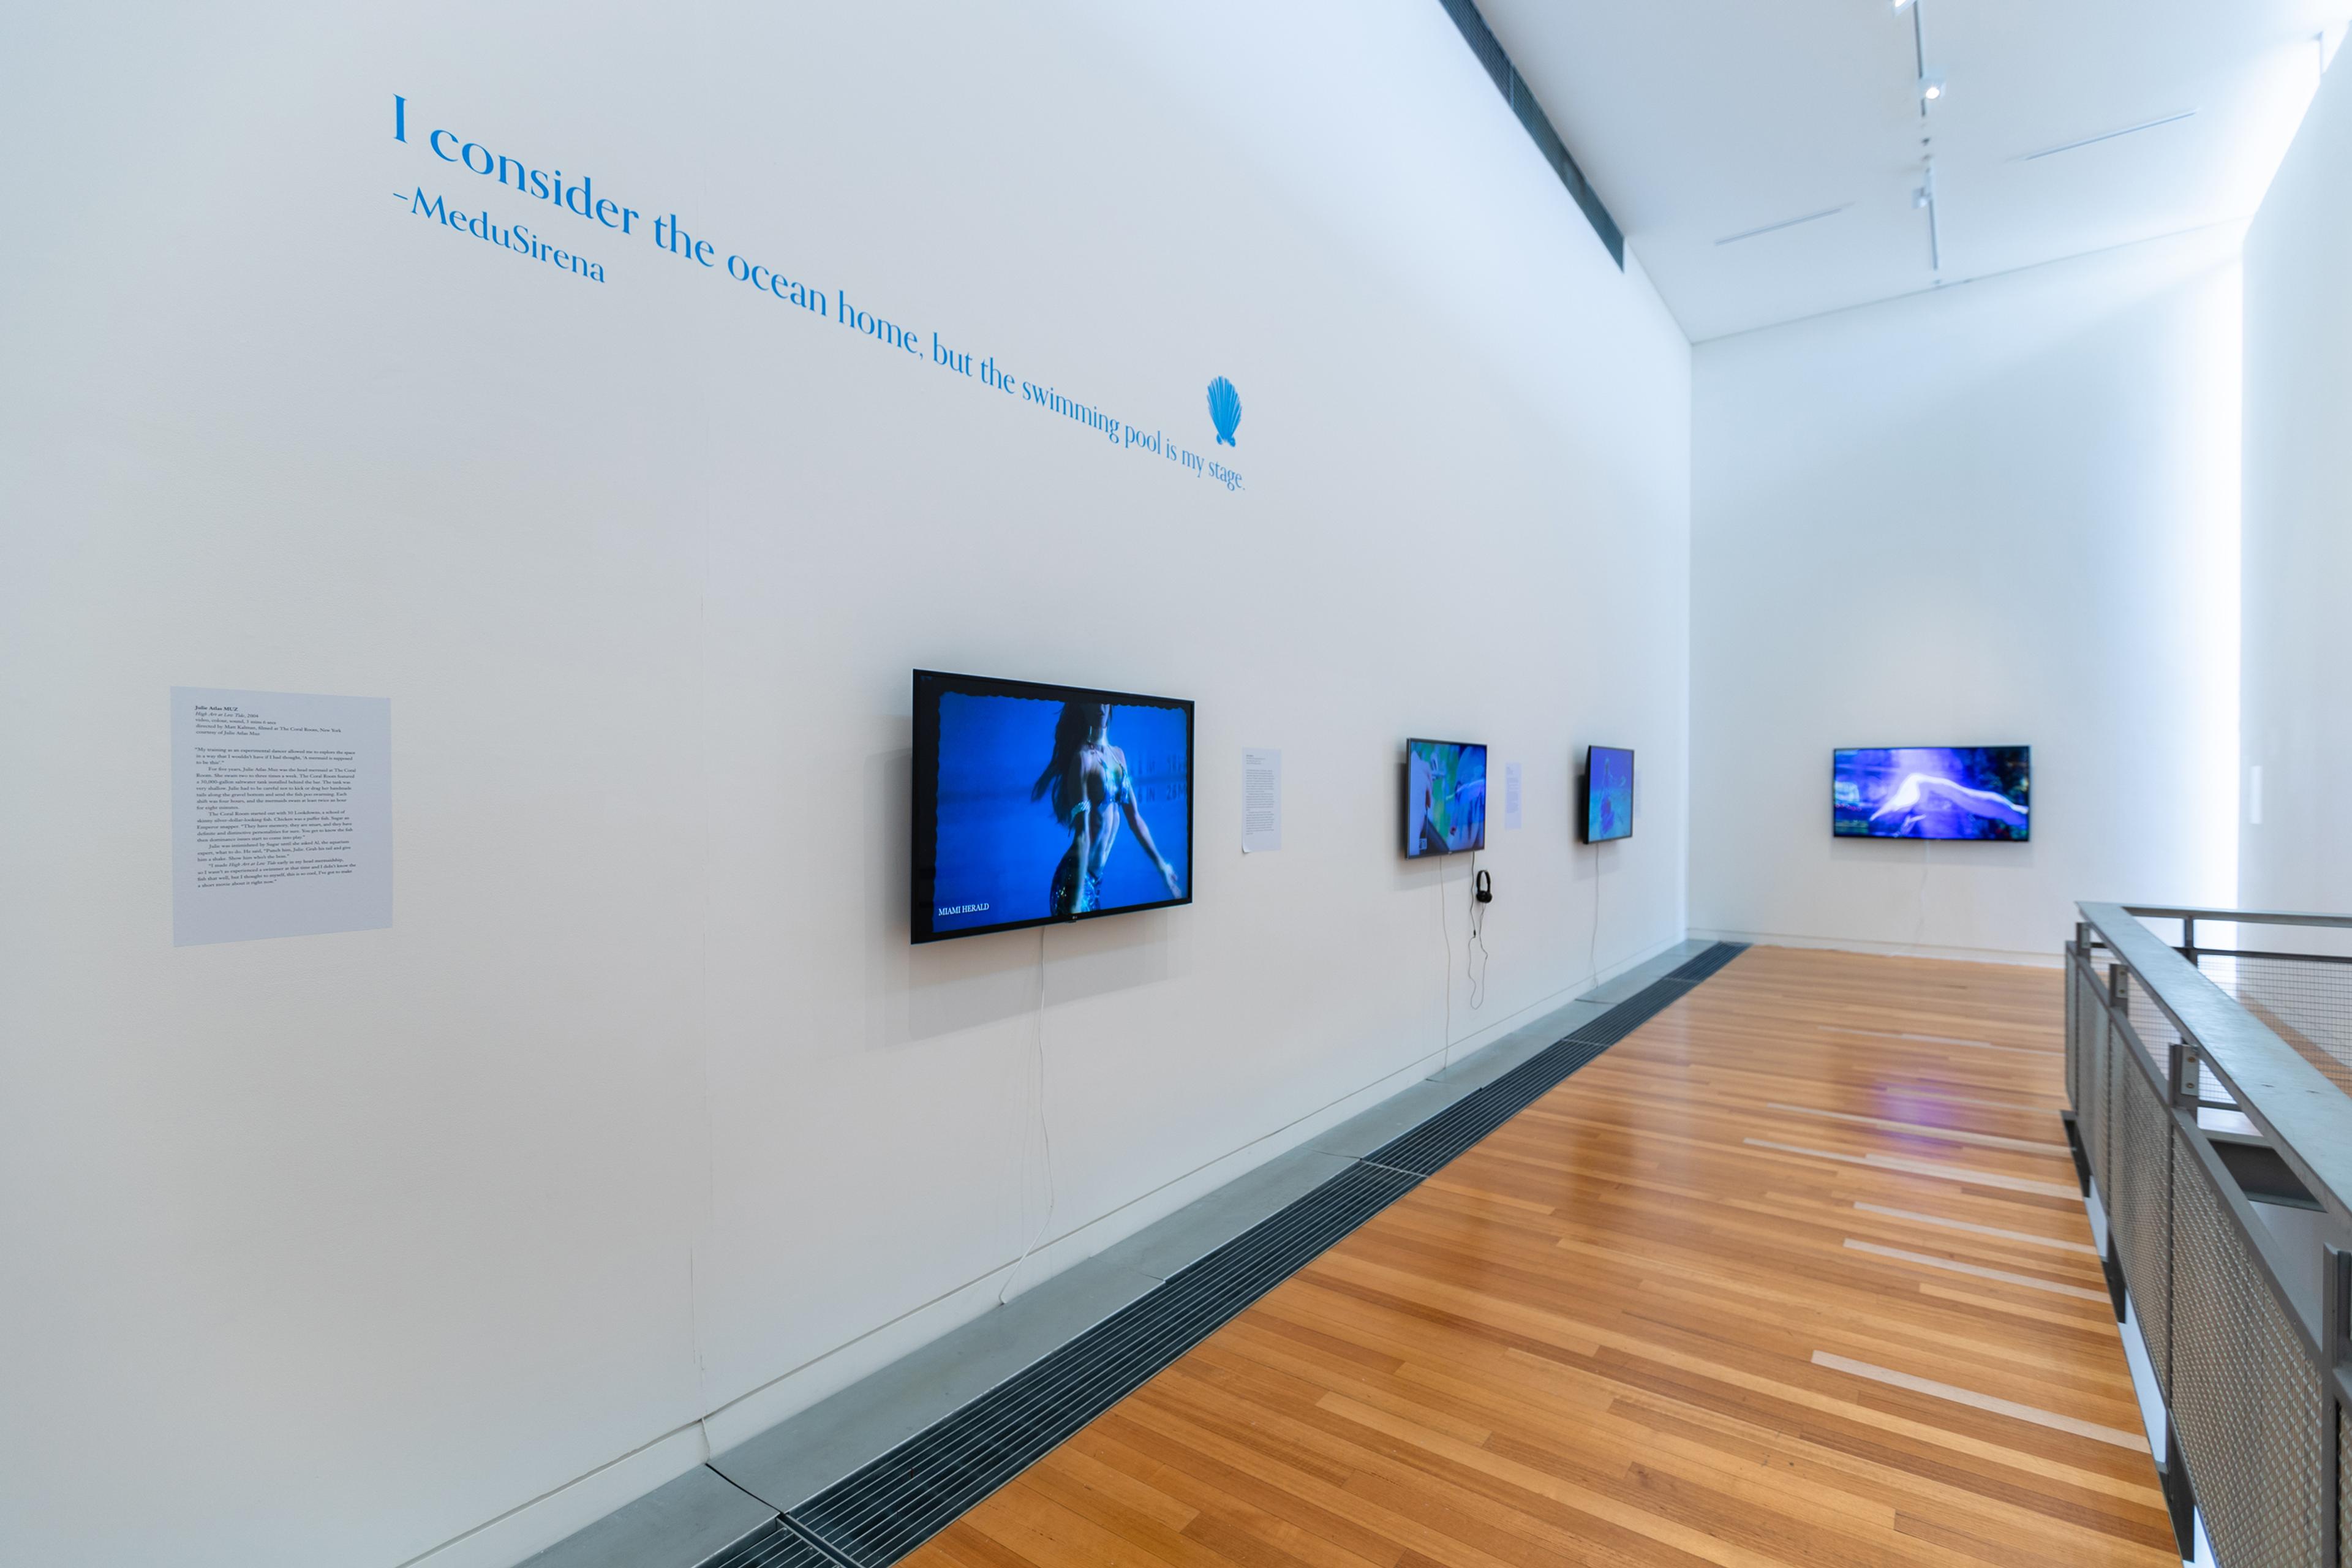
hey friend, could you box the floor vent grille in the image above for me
[1669,941,1748,984]
[701,1519,846,1568]
[1366,1036,1607,1175]
[787,1163,1417,1566]
[1562,976,1694,1046]
[774,942,1748,1564]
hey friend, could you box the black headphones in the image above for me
[1474,869,1493,903]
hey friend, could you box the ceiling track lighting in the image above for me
[1906,1,1943,115]
[1902,2,1944,279]
[1918,156,1942,276]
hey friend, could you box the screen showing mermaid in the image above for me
[911,671,1194,943]
[1832,745,2030,841]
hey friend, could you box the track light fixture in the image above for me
[1899,0,1943,276]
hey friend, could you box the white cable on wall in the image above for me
[1913,837,1931,951]
[1465,850,1490,1013]
[1589,847,1604,985]
[999,925,1057,1306]
[1436,851,1455,1073]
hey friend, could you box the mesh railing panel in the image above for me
[2106,1016,2135,1212]
[2111,1052,2174,1401]
[2171,1125,2324,1567]
[2082,986,2112,1197]
[2067,960,2093,1117]
[2198,952,2352,1101]
[2079,963,2098,1123]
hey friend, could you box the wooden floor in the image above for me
[906,946,2179,1568]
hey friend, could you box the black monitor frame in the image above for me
[1581,745,1635,843]
[1402,737,1488,858]
[1830,744,2032,842]
[910,669,1196,944]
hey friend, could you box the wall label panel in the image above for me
[1242,748,1282,853]
[170,687,393,946]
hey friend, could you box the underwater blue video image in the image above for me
[925,687,1191,937]
[1833,746,2030,841]
[1405,739,1487,856]
[1586,746,1634,842]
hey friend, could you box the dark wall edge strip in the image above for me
[1433,0,1625,268]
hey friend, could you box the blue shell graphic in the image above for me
[1205,376,1242,447]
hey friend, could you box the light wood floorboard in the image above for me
[905,945,2176,1568]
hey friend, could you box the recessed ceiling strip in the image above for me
[2018,110,2198,161]
[1714,205,1853,246]
[1434,0,1626,268]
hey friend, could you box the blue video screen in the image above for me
[1833,745,2030,841]
[912,673,1193,942]
[1586,746,1634,842]
[1404,739,1486,856]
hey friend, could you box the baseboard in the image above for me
[413,929,1693,1567]
[1588,930,1690,993]
[1689,927,2060,968]
[740,944,1748,1567]
[697,937,1681,1452]
[398,1423,710,1568]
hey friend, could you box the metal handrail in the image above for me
[2086,902,2352,1223]
[2070,902,2352,1566]
[2120,903,2352,930]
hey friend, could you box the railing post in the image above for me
[2161,1420,2198,1562]
[2326,1246,2348,1568]
[2180,914,2196,963]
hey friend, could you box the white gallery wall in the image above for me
[2242,50,2352,913]
[1689,228,2242,962]
[0,4,1692,1566]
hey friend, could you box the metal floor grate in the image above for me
[1668,941,1747,985]
[1362,947,1754,1176]
[1365,1036,1610,1175]
[701,1520,847,1568]
[1563,976,1693,1047]
[790,1161,1416,1565]
[779,941,1749,1565]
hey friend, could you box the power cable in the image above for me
[1466,850,1490,1013]
[1589,845,1604,984]
[999,925,1057,1305]
[1436,850,1454,1073]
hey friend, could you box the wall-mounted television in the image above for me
[1583,745,1634,843]
[1404,738,1487,857]
[911,670,1193,943]
[1833,745,2030,841]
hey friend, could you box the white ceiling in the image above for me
[1477,0,2348,341]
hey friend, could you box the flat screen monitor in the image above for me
[911,670,1193,943]
[1404,738,1487,857]
[1833,745,2030,841]
[1584,745,1634,842]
